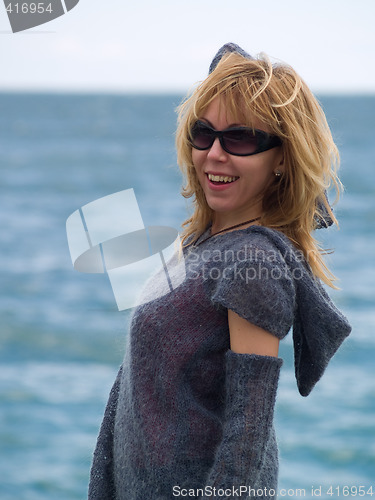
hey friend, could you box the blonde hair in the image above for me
[175,52,342,288]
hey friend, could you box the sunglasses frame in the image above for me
[190,120,282,157]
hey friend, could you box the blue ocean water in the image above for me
[0,93,374,499]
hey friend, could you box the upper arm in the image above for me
[228,309,280,358]
[207,233,295,341]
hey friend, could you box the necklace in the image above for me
[194,216,261,247]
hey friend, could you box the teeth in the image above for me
[208,174,238,183]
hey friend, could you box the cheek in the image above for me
[243,154,279,179]
[190,150,205,189]
[191,150,206,175]
[191,149,200,168]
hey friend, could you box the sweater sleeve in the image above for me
[209,252,295,340]
[199,351,283,500]
[88,366,122,500]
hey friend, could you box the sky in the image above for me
[0,0,374,94]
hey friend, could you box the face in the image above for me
[191,97,284,229]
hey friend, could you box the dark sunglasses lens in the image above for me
[191,123,214,150]
[190,122,280,155]
[223,129,259,155]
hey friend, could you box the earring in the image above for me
[274,171,282,178]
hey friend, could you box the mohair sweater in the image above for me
[88,226,351,499]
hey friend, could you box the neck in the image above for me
[211,211,262,235]
[211,198,264,234]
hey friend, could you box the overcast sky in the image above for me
[0,0,374,94]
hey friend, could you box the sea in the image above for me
[0,92,374,500]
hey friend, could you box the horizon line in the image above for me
[0,87,374,97]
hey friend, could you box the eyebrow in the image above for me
[199,119,247,130]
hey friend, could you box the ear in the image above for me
[272,150,285,180]
[275,150,285,174]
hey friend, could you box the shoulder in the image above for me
[236,225,297,252]
[202,226,297,339]
[210,225,303,267]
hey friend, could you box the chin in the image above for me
[205,199,232,213]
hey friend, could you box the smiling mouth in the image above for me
[207,173,239,185]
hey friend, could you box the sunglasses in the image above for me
[190,120,282,157]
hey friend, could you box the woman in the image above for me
[88,43,351,499]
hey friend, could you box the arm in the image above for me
[88,366,122,500]
[228,309,280,357]
[199,312,282,499]
[198,237,294,497]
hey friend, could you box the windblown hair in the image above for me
[176,52,342,287]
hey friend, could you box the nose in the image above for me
[207,137,227,160]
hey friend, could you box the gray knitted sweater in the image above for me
[88,226,351,499]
